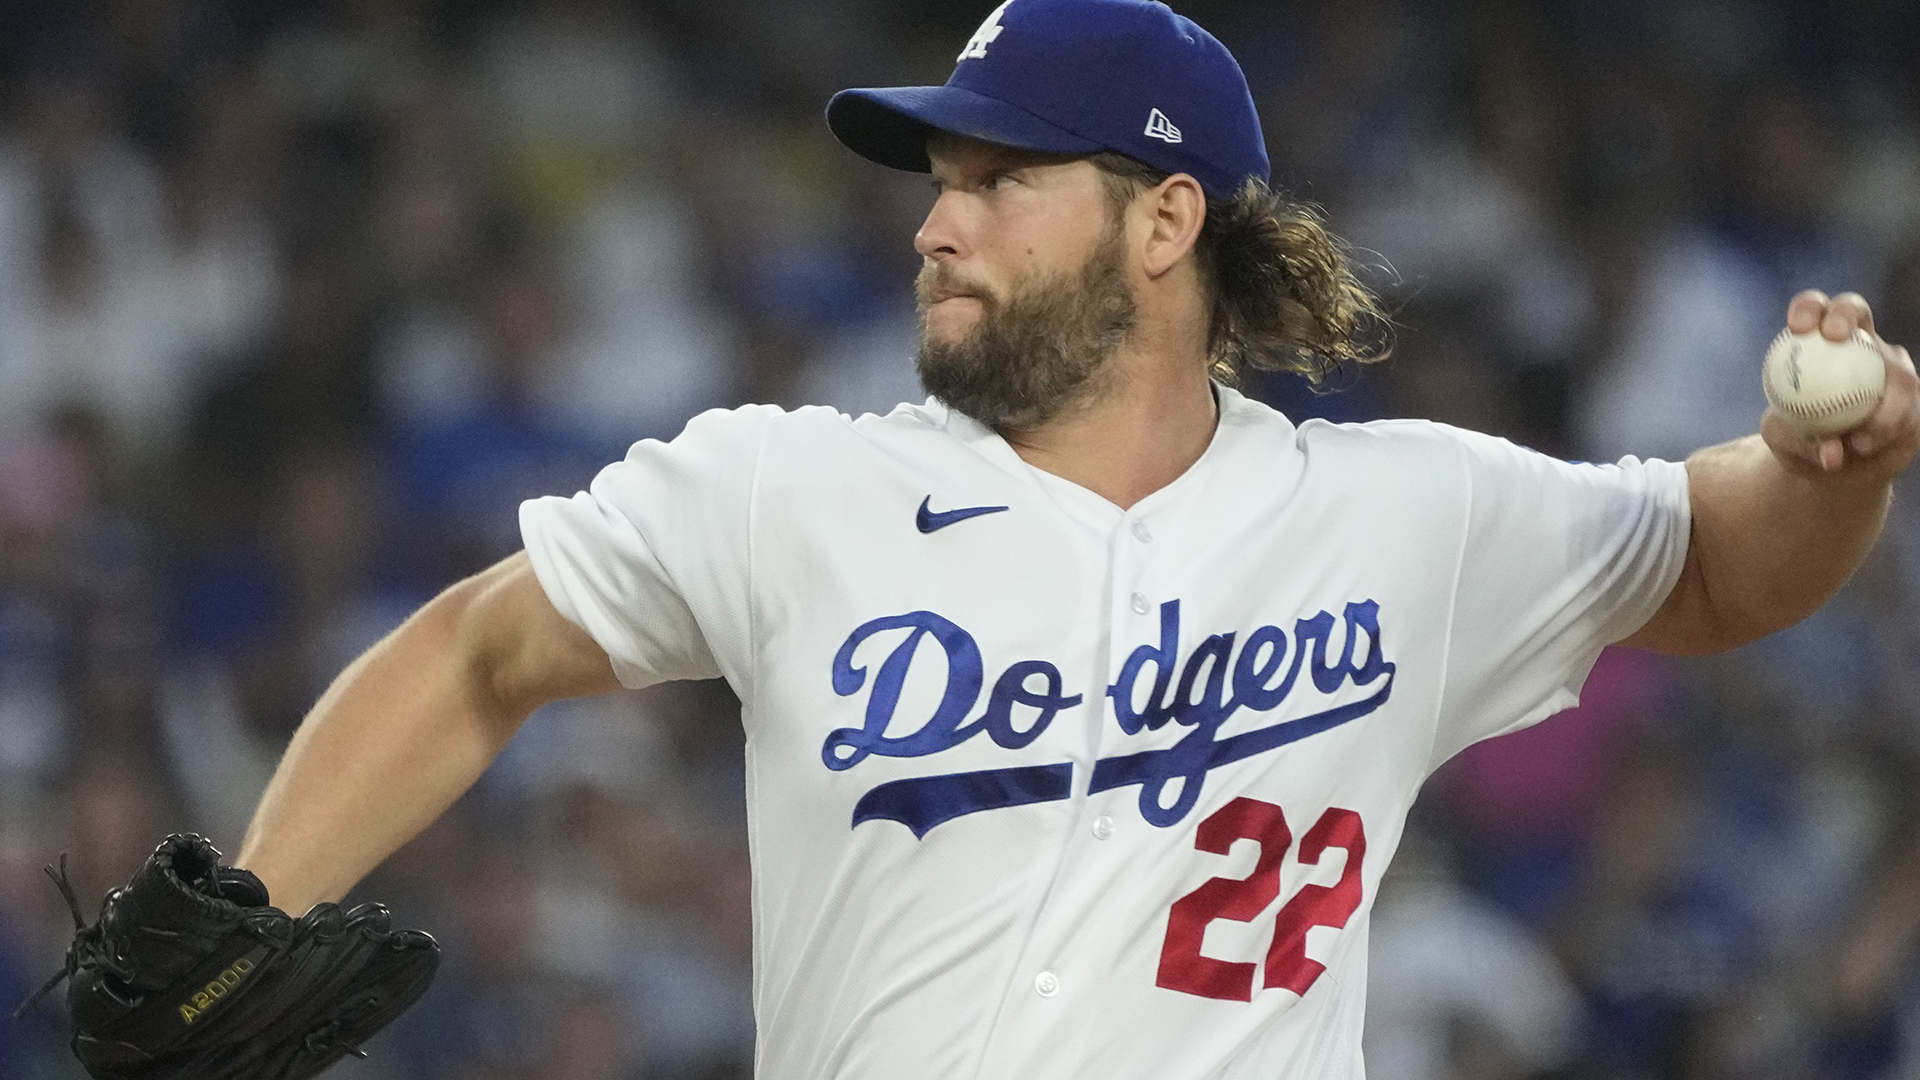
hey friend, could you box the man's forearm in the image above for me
[1672,434,1889,653]
[1622,293,1920,657]
[234,573,530,914]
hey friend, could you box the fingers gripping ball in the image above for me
[16,834,439,1080]
[1762,328,1887,437]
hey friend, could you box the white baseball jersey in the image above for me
[519,385,1690,1080]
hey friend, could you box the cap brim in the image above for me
[827,85,1104,174]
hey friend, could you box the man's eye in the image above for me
[985,172,1014,190]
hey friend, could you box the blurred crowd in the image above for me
[3,1,1920,1078]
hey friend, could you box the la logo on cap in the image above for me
[959,0,1014,60]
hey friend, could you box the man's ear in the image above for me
[1139,174,1206,279]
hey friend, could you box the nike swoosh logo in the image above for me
[916,496,1010,533]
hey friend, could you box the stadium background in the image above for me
[3,0,1920,1077]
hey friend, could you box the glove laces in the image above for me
[11,855,188,1019]
[13,855,94,1019]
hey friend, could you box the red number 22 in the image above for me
[1155,797,1366,1002]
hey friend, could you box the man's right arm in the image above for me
[234,551,621,914]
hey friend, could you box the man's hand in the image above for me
[1762,290,1920,478]
[28,835,437,1080]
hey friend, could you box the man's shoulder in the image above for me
[648,399,947,457]
[1293,412,1477,449]
[1289,412,1572,476]
[1265,407,1668,520]
[1218,387,1476,452]
[1288,413,1683,512]
[679,398,946,436]
[1276,409,1490,476]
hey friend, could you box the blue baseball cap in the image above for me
[826,0,1269,201]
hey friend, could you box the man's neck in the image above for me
[1000,348,1218,510]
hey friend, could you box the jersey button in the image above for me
[1130,592,1149,615]
[1092,815,1115,840]
[1035,971,1060,997]
[1131,521,1153,543]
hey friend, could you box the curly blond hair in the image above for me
[1091,151,1392,385]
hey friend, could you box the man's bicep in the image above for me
[463,551,624,715]
[1610,529,1717,655]
[1431,435,1692,763]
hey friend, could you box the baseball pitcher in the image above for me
[36,1,1920,1077]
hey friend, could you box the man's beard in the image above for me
[915,230,1137,431]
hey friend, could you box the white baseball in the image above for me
[1762,328,1886,437]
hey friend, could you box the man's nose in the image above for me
[914,191,968,260]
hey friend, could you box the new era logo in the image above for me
[959,0,1014,61]
[1144,108,1182,144]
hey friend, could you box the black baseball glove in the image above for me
[16,833,439,1080]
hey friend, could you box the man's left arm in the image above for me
[1620,290,1920,657]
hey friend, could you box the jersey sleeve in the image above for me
[1429,430,1690,768]
[517,405,776,690]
